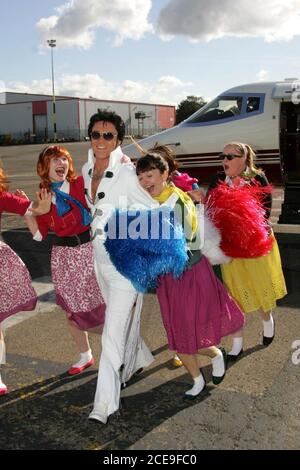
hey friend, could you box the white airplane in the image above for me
[123,79,300,185]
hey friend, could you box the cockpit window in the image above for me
[186,96,243,123]
[246,96,260,113]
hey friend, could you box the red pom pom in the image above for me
[205,181,274,258]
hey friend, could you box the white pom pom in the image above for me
[196,204,231,265]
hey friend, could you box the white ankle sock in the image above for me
[0,371,7,390]
[72,349,92,368]
[185,373,205,396]
[228,337,243,356]
[211,349,225,377]
[0,339,6,364]
[263,315,274,338]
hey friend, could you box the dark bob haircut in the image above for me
[88,109,126,143]
[136,153,169,176]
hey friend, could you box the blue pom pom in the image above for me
[104,206,188,292]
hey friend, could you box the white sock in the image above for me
[185,373,205,396]
[0,339,6,364]
[71,349,93,368]
[228,337,243,356]
[0,371,6,390]
[263,315,274,338]
[211,349,225,377]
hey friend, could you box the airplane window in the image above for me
[246,97,260,113]
[186,96,243,123]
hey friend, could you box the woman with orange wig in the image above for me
[0,162,45,395]
[26,145,105,376]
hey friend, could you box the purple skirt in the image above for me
[0,242,37,322]
[157,255,245,354]
[51,241,105,330]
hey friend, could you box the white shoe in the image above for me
[89,408,108,424]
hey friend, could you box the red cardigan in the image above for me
[36,176,90,239]
[0,192,31,216]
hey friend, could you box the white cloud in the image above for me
[6,79,53,95]
[5,74,194,105]
[256,69,270,81]
[157,0,300,42]
[36,0,153,49]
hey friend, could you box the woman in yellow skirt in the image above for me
[206,141,287,360]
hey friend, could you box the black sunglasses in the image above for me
[90,131,117,141]
[219,153,243,161]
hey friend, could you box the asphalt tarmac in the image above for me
[0,143,300,452]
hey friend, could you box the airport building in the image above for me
[0,92,176,144]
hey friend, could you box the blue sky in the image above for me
[1,0,300,105]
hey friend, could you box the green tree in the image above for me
[176,95,207,124]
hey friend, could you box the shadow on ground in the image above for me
[0,341,267,451]
[0,363,211,450]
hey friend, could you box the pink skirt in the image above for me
[157,255,245,354]
[51,241,105,330]
[0,242,37,322]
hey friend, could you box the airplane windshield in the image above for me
[186,96,243,123]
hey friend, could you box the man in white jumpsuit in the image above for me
[82,110,158,424]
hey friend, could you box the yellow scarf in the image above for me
[154,184,197,240]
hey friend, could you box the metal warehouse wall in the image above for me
[0,102,33,138]
[47,99,80,140]
[80,100,164,137]
[0,92,176,142]
[157,105,176,129]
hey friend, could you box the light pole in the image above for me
[47,39,57,142]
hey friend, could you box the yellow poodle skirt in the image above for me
[221,235,287,313]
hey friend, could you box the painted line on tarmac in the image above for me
[2,276,56,331]
[7,173,36,178]
[1,228,33,232]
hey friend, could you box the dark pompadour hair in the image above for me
[88,109,126,142]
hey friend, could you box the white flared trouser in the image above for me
[0,338,5,365]
[92,242,154,418]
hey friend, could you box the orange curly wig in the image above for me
[0,164,9,194]
[37,145,77,190]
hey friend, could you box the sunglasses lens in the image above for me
[91,131,115,141]
[103,132,114,141]
[219,153,237,161]
[91,131,100,140]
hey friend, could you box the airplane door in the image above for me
[280,102,300,182]
[278,102,300,224]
